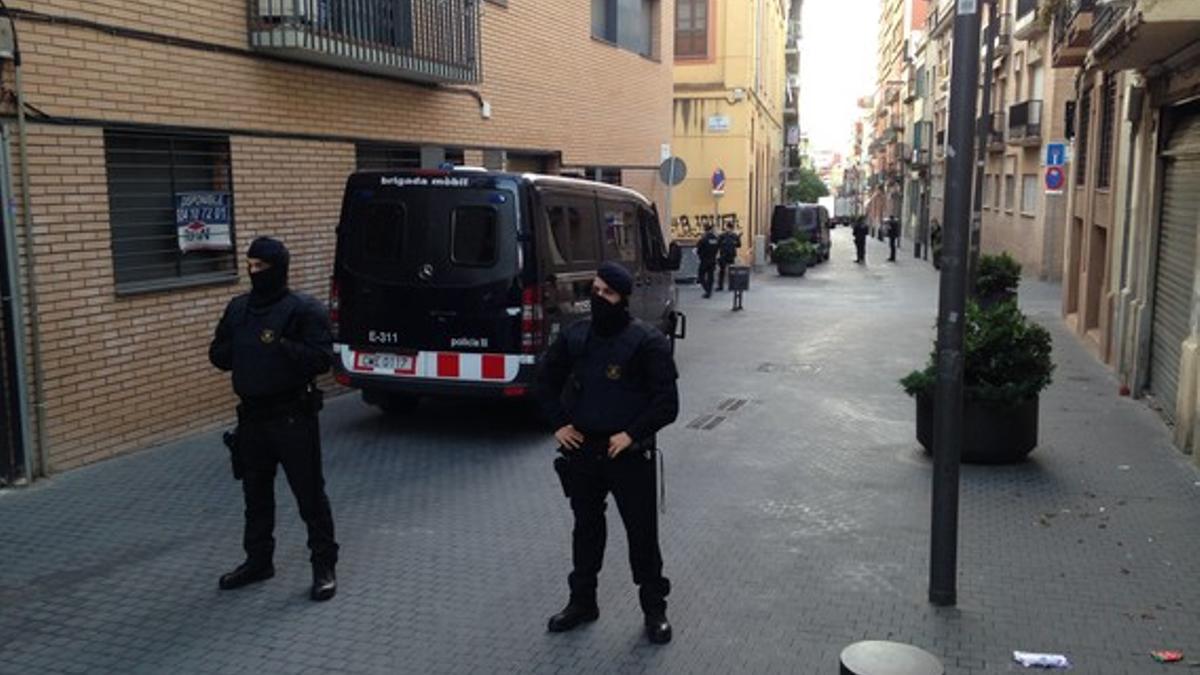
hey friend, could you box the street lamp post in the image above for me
[929,0,982,608]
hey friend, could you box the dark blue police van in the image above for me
[330,169,684,413]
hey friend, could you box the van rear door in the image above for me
[334,173,527,357]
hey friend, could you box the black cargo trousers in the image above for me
[556,437,669,615]
[237,401,338,568]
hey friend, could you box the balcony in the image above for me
[1053,0,1095,68]
[1008,100,1043,146]
[981,111,1006,151]
[986,13,1013,57]
[1012,0,1044,40]
[248,0,481,84]
[911,147,931,167]
[1092,0,1200,70]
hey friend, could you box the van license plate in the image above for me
[355,352,415,373]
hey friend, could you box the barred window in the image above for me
[1097,74,1117,189]
[1076,87,1092,185]
[356,143,465,170]
[104,130,237,293]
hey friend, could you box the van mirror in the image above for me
[665,242,683,271]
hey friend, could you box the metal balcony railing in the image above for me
[248,0,481,84]
[1016,0,1038,21]
[1054,0,1095,50]
[1008,100,1043,143]
[987,111,1006,147]
[1092,3,1126,46]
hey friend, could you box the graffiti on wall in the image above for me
[671,213,741,239]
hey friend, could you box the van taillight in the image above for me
[521,286,544,353]
[329,277,340,337]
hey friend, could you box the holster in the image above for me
[223,429,243,481]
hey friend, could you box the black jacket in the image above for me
[696,231,720,266]
[209,291,333,402]
[538,318,679,441]
[717,231,741,263]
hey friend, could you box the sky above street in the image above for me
[800,0,880,158]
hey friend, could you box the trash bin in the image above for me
[728,265,750,311]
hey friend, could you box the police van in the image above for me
[330,169,684,412]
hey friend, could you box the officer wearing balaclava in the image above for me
[209,236,339,602]
[537,261,680,645]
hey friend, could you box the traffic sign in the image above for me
[659,157,687,186]
[712,167,726,196]
[1045,142,1067,167]
[1045,166,1065,194]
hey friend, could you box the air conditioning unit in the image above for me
[257,0,320,22]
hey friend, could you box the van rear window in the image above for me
[451,207,498,267]
[362,201,406,263]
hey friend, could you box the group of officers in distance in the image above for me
[209,237,680,645]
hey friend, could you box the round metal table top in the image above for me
[839,640,944,675]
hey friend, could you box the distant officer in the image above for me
[886,216,900,262]
[696,223,720,298]
[715,223,741,292]
[209,236,339,602]
[853,216,869,264]
[538,262,680,645]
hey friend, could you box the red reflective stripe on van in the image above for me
[481,354,505,380]
[437,353,460,378]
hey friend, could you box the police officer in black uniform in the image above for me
[696,223,719,298]
[538,262,680,644]
[209,236,339,602]
[715,223,741,291]
[853,216,869,264]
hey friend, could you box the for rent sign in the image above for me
[176,192,232,253]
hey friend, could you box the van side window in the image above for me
[543,197,598,268]
[450,206,498,267]
[600,200,638,263]
[363,200,406,263]
[639,206,668,270]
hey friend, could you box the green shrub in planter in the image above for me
[900,300,1054,403]
[975,252,1022,306]
[900,300,1055,463]
[774,238,819,264]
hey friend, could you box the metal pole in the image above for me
[968,0,997,296]
[930,0,982,608]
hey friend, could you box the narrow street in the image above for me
[2,228,1198,674]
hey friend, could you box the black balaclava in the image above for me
[246,236,290,307]
[592,262,633,336]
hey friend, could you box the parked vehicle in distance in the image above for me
[770,203,831,262]
[330,169,684,413]
[831,196,859,226]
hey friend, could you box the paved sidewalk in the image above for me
[1,229,1197,674]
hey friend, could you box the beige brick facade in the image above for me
[3,0,674,472]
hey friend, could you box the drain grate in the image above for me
[686,414,727,430]
[718,398,749,412]
[757,362,822,375]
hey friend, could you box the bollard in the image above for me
[839,641,943,675]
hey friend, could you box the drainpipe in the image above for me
[10,20,49,476]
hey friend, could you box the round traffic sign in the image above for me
[1045,166,1065,192]
[659,157,687,186]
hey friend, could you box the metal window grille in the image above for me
[1076,87,1092,185]
[1097,73,1117,189]
[104,130,237,292]
[355,143,464,170]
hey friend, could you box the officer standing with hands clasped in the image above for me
[696,223,719,298]
[209,236,339,602]
[538,262,680,644]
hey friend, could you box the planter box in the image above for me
[776,260,808,276]
[915,392,1039,464]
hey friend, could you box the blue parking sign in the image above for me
[1045,143,1067,167]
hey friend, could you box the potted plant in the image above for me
[974,252,1022,308]
[773,238,818,276]
[900,300,1054,464]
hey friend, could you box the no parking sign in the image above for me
[1045,166,1065,195]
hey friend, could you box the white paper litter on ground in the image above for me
[1013,651,1071,668]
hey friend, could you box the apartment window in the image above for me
[1021,174,1038,215]
[1097,74,1117,189]
[993,175,1002,208]
[104,130,236,292]
[593,0,656,57]
[1004,174,1015,211]
[1076,87,1092,185]
[982,173,991,207]
[675,0,708,58]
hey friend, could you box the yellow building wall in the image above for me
[671,0,787,264]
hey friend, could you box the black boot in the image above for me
[644,611,672,644]
[218,560,274,590]
[311,563,336,602]
[547,600,599,633]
